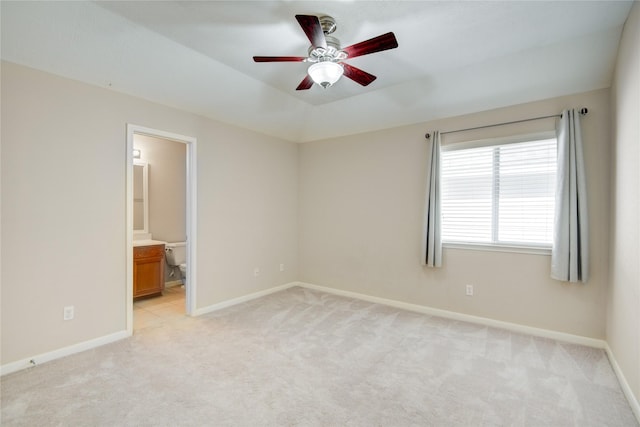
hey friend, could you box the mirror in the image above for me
[133,160,149,233]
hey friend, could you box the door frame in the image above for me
[125,124,197,334]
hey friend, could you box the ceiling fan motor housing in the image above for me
[307,35,346,62]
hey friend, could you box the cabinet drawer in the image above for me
[134,244,165,260]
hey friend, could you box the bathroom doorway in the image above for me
[125,124,197,334]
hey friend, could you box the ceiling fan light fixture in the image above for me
[308,61,343,88]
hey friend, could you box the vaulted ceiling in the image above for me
[1,1,634,142]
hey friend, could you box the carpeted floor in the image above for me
[1,286,638,426]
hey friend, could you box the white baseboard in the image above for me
[605,343,640,423]
[1,330,130,377]
[296,282,606,349]
[192,282,297,316]
[165,280,183,288]
[1,282,297,377]
[300,281,639,423]
[4,280,637,425]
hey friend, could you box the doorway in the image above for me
[126,124,197,334]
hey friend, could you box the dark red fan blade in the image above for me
[253,56,306,62]
[342,63,377,86]
[343,32,398,59]
[295,15,327,48]
[296,75,314,91]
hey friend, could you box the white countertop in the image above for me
[133,239,166,247]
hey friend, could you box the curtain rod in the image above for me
[425,107,588,139]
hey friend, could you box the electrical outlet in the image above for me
[280,263,285,272]
[63,306,74,320]
[254,267,260,277]
[466,285,474,296]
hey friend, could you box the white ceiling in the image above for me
[1,1,634,142]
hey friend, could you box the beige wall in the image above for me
[299,88,611,339]
[133,134,186,243]
[0,36,633,393]
[608,1,640,407]
[0,61,299,365]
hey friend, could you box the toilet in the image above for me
[165,242,187,281]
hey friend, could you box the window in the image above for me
[441,136,557,248]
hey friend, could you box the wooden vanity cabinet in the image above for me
[133,244,165,299]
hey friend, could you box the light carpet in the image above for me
[1,286,638,426]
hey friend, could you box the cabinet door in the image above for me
[133,245,165,298]
[133,258,163,297]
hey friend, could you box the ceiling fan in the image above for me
[253,15,398,90]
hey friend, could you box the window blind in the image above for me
[441,138,557,247]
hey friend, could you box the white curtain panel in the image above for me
[551,109,589,283]
[422,131,442,267]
